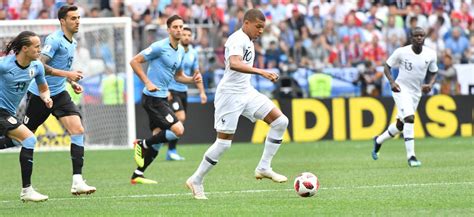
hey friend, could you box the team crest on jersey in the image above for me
[7,116,17,125]
[29,68,35,78]
[172,102,180,110]
[166,114,174,123]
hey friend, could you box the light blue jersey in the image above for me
[168,46,199,92]
[28,30,76,96]
[140,37,184,98]
[0,55,46,115]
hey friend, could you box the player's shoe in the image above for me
[408,156,422,167]
[131,176,158,184]
[20,186,48,202]
[186,177,207,200]
[71,179,96,195]
[255,168,288,183]
[133,139,145,167]
[166,149,185,161]
[372,136,381,160]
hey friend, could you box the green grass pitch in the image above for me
[0,137,473,216]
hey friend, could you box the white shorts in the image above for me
[392,90,421,121]
[214,89,275,134]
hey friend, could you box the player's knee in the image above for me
[396,120,404,131]
[404,115,414,124]
[69,126,84,135]
[21,135,37,150]
[166,129,181,141]
[271,115,289,131]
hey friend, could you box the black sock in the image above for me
[374,143,382,153]
[168,139,178,151]
[131,148,159,179]
[145,131,169,146]
[19,148,34,188]
[71,144,84,175]
[0,136,16,149]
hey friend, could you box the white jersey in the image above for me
[386,45,438,95]
[217,29,255,94]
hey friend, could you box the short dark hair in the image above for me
[243,8,265,22]
[183,27,192,33]
[58,5,78,20]
[3,31,37,55]
[166,15,183,28]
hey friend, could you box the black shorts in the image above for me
[169,90,187,112]
[142,94,178,131]
[23,91,81,131]
[0,108,22,136]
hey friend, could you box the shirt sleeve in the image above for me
[140,43,162,62]
[428,53,438,73]
[41,36,59,59]
[385,48,400,67]
[226,35,245,57]
[34,63,47,86]
[192,50,199,72]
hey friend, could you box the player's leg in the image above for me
[7,124,48,202]
[186,93,241,199]
[372,119,403,160]
[402,95,421,167]
[167,91,186,161]
[0,135,18,149]
[23,91,53,133]
[55,92,96,195]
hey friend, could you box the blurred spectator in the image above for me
[383,15,407,49]
[37,8,49,19]
[228,7,244,33]
[445,27,469,62]
[405,16,418,44]
[406,3,428,30]
[386,4,405,28]
[466,35,474,63]
[353,61,383,97]
[439,54,460,95]
[264,40,284,69]
[363,35,386,66]
[321,19,337,52]
[286,7,306,36]
[285,0,306,18]
[89,7,101,18]
[338,12,365,42]
[429,5,452,38]
[288,37,309,68]
[278,21,295,53]
[0,9,6,20]
[306,34,328,70]
[305,5,324,36]
[190,0,207,23]
[333,0,355,25]
[264,0,287,24]
[424,27,446,58]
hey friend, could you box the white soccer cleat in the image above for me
[255,168,288,183]
[186,177,208,200]
[71,179,96,195]
[20,186,48,202]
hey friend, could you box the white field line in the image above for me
[1,181,473,203]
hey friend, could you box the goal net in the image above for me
[0,18,135,150]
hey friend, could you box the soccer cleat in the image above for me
[166,150,185,161]
[408,156,422,167]
[255,168,288,183]
[372,136,381,160]
[20,186,48,202]
[131,176,158,185]
[134,139,145,167]
[71,180,96,195]
[186,177,207,200]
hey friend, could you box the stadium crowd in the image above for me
[1,0,473,97]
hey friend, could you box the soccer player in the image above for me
[23,5,96,195]
[130,15,202,184]
[0,31,52,202]
[166,27,207,161]
[372,27,438,167]
[186,9,289,200]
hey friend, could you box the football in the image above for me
[294,172,320,197]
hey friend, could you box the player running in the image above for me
[186,9,289,200]
[130,15,202,184]
[166,27,207,161]
[372,27,438,167]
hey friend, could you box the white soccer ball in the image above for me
[294,172,320,197]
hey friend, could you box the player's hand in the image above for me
[422,84,432,94]
[71,81,83,94]
[67,70,83,82]
[145,82,159,92]
[390,82,401,92]
[200,92,207,104]
[167,92,173,101]
[42,97,53,108]
[261,70,279,82]
[193,73,202,83]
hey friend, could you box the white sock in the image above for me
[404,123,415,159]
[257,115,288,171]
[73,174,83,183]
[191,138,231,184]
[134,170,144,176]
[376,123,400,144]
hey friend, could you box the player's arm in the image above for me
[174,69,201,84]
[383,63,400,92]
[40,55,83,81]
[229,55,278,82]
[129,53,158,92]
[35,67,52,108]
[422,55,439,94]
[193,69,207,104]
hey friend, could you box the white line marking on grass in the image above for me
[1,181,473,203]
